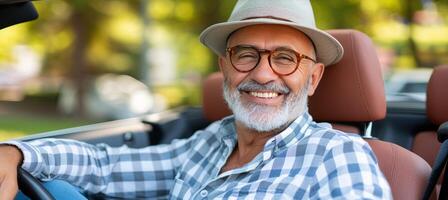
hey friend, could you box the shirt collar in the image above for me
[266,111,313,152]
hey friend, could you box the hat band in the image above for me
[242,16,293,22]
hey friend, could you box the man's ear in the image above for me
[218,56,226,72]
[307,63,325,96]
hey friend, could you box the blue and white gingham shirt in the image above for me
[7,112,391,199]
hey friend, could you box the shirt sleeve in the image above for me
[3,132,201,198]
[308,140,392,200]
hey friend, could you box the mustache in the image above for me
[237,80,290,94]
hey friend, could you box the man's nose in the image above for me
[248,55,279,84]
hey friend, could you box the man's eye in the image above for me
[237,53,257,59]
[274,54,295,62]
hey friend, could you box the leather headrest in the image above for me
[202,29,386,122]
[202,72,232,121]
[308,29,386,122]
[426,65,448,125]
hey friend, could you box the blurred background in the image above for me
[0,0,447,140]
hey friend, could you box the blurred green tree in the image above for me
[1,0,447,113]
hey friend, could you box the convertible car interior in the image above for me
[16,29,447,200]
[2,0,447,199]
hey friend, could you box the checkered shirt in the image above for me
[6,112,391,199]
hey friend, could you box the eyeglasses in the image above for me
[226,45,316,76]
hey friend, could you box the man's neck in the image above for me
[235,122,281,162]
[221,119,295,173]
[235,121,277,151]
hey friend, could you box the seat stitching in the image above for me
[349,32,371,119]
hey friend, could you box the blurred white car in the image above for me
[385,68,432,102]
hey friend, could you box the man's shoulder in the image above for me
[313,123,367,146]
[295,122,374,158]
[273,123,379,179]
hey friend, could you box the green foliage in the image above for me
[154,81,202,107]
[1,0,447,109]
[312,0,363,30]
[0,115,93,141]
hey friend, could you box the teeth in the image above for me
[249,91,279,98]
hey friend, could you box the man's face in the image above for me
[219,24,324,132]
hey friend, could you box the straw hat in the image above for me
[200,0,344,66]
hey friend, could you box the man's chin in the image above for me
[235,109,291,133]
[237,117,292,133]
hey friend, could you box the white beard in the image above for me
[223,77,310,132]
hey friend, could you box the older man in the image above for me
[0,0,391,199]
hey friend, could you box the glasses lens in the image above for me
[230,46,259,71]
[271,49,298,75]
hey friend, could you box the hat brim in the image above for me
[200,18,344,66]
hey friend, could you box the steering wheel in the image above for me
[17,168,55,200]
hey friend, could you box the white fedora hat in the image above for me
[200,0,344,66]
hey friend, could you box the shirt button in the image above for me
[200,190,208,197]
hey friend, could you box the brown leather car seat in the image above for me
[202,29,431,200]
[412,65,448,196]
[413,65,448,166]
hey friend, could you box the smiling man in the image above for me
[217,24,323,173]
[0,0,391,199]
